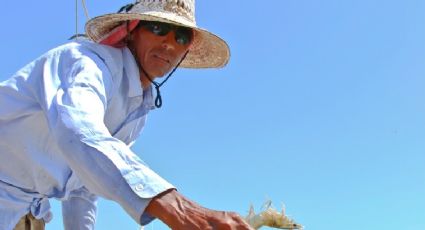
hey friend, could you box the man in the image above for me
[0,0,253,229]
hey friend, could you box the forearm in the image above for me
[51,96,175,224]
[56,139,174,223]
[145,189,254,230]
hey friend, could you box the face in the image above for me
[129,21,193,79]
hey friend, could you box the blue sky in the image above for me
[1,0,424,229]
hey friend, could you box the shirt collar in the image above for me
[142,86,156,110]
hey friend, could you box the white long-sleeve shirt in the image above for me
[0,40,174,230]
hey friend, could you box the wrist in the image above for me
[145,189,181,225]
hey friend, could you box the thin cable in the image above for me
[81,0,90,20]
[75,0,78,40]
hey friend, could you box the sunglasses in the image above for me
[137,21,193,45]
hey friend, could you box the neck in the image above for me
[127,44,155,90]
[140,72,153,89]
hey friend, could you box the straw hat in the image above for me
[85,0,230,68]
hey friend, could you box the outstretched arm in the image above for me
[41,51,173,225]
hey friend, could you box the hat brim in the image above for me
[85,12,230,68]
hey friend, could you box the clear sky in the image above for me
[1,0,424,229]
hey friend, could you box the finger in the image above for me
[230,213,255,230]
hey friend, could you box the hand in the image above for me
[145,189,254,230]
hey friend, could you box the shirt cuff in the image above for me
[119,167,175,225]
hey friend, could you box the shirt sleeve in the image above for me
[42,49,174,225]
[62,187,97,230]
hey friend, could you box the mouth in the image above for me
[153,54,170,64]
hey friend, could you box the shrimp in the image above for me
[245,201,303,229]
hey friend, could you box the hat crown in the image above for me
[130,0,196,24]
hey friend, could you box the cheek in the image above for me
[171,48,190,66]
[143,57,173,77]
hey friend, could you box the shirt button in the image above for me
[135,184,144,191]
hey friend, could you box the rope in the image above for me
[139,50,189,108]
[74,0,91,40]
[81,0,90,20]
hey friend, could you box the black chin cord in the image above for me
[139,50,189,108]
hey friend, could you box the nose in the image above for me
[161,31,177,51]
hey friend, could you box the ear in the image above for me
[99,20,139,48]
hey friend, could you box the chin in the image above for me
[150,71,167,78]
[149,68,173,78]
[143,62,167,75]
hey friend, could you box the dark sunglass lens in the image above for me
[146,22,171,36]
[175,28,192,45]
